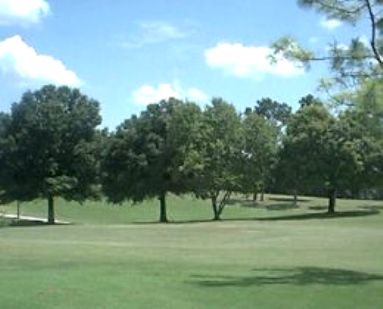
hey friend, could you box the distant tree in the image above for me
[192,98,242,220]
[254,98,292,130]
[244,98,291,200]
[240,109,278,202]
[298,94,323,108]
[0,112,12,203]
[0,85,102,224]
[101,98,202,223]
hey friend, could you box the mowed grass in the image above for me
[1,195,383,308]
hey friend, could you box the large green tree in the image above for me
[281,102,378,212]
[192,98,243,220]
[0,85,101,224]
[101,98,202,223]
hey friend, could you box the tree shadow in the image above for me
[226,199,258,207]
[265,203,300,211]
[0,218,72,228]
[227,199,300,211]
[269,197,310,203]
[190,267,383,287]
[358,205,383,211]
[309,206,329,211]
[131,209,380,225]
[257,210,380,221]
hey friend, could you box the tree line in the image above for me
[0,82,382,224]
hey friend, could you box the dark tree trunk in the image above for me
[211,196,220,221]
[293,190,298,207]
[159,193,168,223]
[328,189,337,214]
[17,201,20,219]
[47,195,55,225]
[252,190,258,202]
[260,190,265,202]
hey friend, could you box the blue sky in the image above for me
[0,0,368,129]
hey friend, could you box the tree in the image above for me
[0,112,11,203]
[254,98,292,131]
[241,109,278,202]
[0,85,101,224]
[271,0,383,104]
[101,98,202,223]
[250,98,291,200]
[281,102,377,212]
[192,98,242,220]
[280,103,333,205]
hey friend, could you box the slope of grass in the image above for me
[1,195,383,308]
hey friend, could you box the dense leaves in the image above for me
[0,85,101,223]
[101,98,202,222]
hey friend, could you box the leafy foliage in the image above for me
[0,85,101,223]
[101,98,202,222]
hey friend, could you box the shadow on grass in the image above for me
[228,199,300,211]
[0,218,72,228]
[309,206,329,211]
[268,197,310,203]
[190,267,383,287]
[256,210,380,221]
[132,209,380,225]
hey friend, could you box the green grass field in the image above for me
[1,195,383,308]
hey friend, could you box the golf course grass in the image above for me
[1,195,382,308]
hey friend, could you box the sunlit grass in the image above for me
[1,195,382,308]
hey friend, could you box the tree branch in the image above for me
[365,0,383,67]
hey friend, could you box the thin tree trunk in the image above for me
[17,201,20,219]
[159,193,168,223]
[328,189,337,214]
[47,195,55,225]
[293,190,298,207]
[260,190,265,202]
[211,196,220,221]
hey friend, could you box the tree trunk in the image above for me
[17,201,20,219]
[293,190,298,207]
[328,189,337,214]
[159,193,168,223]
[260,190,265,202]
[211,196,220,221]
[47,195,55,225]
[252,190,258,202]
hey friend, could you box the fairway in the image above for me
[1,195,383,308]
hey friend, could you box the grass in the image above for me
[1,194,383,308]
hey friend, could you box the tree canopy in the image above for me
[0,85,101,224]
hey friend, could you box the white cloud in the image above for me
[204,42,304,79]
[320,18,342,30]
[0,35,81,87]
[186,88,209,102]
[118,21,190,48]
[132,81,208,105]
[0,0,50,25]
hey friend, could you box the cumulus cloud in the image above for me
[204,42,304,79]
[320,18,342,30]
[0,35,81,87]
[0,0,50,25]
[132,81,208,105]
